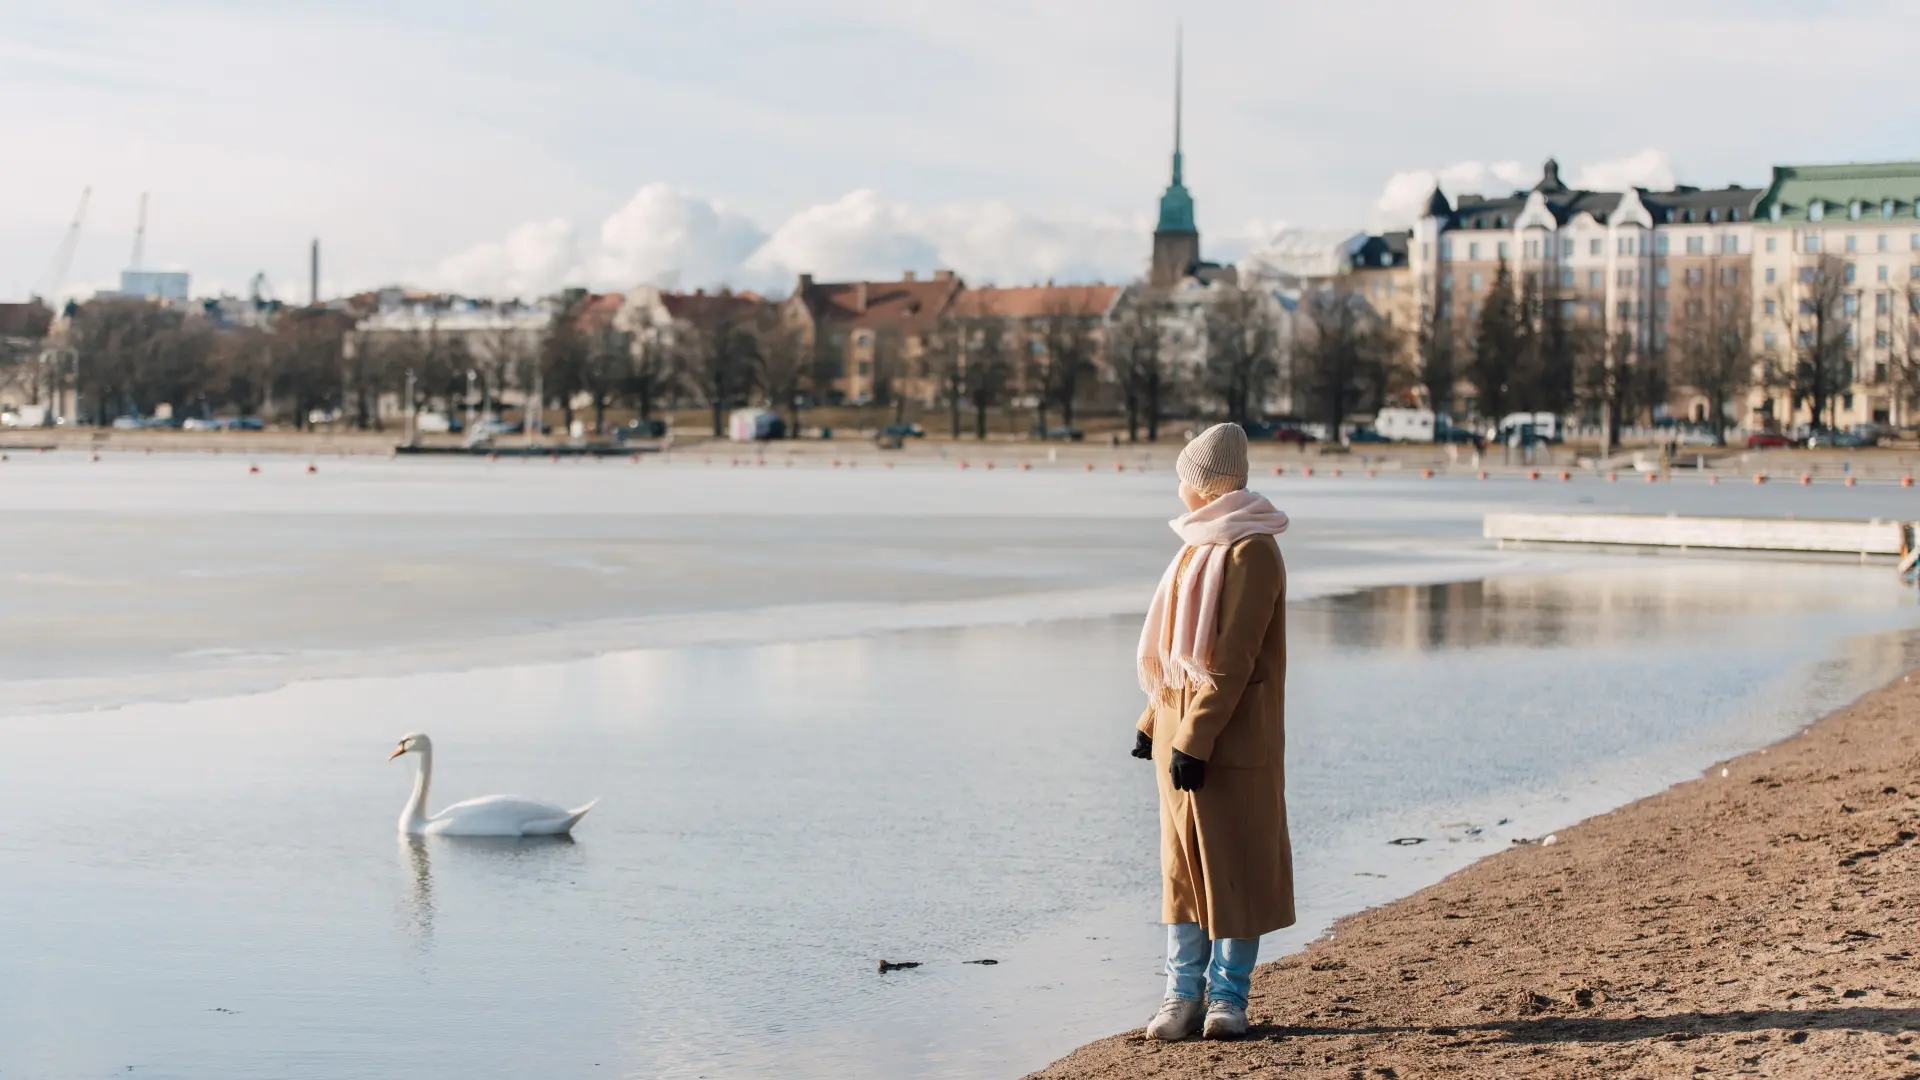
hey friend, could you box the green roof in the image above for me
[1753,161,1920,224]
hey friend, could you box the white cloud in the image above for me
[423,187,1156,297]
[1570,149,1675,194]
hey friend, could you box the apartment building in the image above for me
[1748,161,1920,429]
[1410,159,1759,422]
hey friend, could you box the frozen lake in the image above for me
[0,454,1916,1078]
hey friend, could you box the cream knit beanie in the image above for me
[1177,423,1250,498]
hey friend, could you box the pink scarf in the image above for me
[1137,488,1290,696]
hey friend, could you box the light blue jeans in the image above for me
[1164,922,1259,1009]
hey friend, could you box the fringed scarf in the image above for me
[1137,488,1290,697]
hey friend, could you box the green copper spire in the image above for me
[1155,26,1196,235]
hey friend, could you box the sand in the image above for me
[1029,670,1920,1079]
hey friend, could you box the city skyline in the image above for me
[5,1,1919,302]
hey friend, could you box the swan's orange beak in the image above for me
[388,746,407,760]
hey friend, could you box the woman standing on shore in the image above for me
[1132,422,1294,1041]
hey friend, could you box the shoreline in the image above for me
[1027,668,1920,1078]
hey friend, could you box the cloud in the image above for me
[423,187,1155,297]
[1369,151,1681,229]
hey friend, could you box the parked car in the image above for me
[1036,426,1084,441]
[1746,431,1794,449]
[882,423,925,439]
[181,417,221,431]
[1806,429,1867,448]
[1344,427,1391,444]
[1271,426,1315,445]
[613,418,668,441]
[224,416,264,431]
[1673,427,1719,448]
[1435,425,1484,449]
[111,415,142,430]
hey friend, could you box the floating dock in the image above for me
[393,443,659,458]
[1484,512,1909,562]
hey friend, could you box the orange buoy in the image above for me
[1366,469,1377,478]
[1645,472,1658,483]
[959,460,969,470]
[1845,476,1856,487]
[1302,466,1314,477]
[885,461,894,469]
[1021,462,1032,471]
[1708,474,1718,485]
[247,464,259,474]
[831,459,841,468]
[1477,471,1488,480]
[1527,470,1540,480]
[1753,474,1767,484]
[90,453,99,462]
[1904,476,1915,488]
[1113,463,1124,473]
[1421,468,1433,479]
[1607,472,1618,482]
[985,461,995,470]
[1331,468,1342,478]
[1272,465,1284,475]
[1084,462,1094,472]
[1799,474,1812,486]
[1558,471,1571,481]
[305,463,317,474]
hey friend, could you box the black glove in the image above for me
[1170,749,1207,791]
[1132,731,1153,760]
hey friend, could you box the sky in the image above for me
[4,0,1919,304]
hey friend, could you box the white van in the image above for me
[1496,412,1562,444]
[1374,407,1436,443]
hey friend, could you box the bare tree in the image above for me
[1291,286,1400,437]
[1671,296,1752,444]
[963,315,1013,439]
[619,308,678,422]
[926,312,969,439]
[1415,296,1457,418]
[1037,293,1102,431]
[753,313,811,437]
[684,297,760,436]
[1108,292,1171,442]
[1774,253,1854,431]
[1887,279,1920,426]
[1202,286,1281,425]
[582,321,631,435]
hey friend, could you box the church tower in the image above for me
[1149,28,1200,288]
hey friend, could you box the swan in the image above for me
[389,733,597,837]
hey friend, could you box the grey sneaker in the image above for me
[1145,996,1204,1041]
[1203,999,1248,1039]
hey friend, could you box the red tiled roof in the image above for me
[948,283,1120,320]
[659,289,765,325]
[800,276,962,332]
[0,301,53,338]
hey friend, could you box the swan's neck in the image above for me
[402,750,433,831]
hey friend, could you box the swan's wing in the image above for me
[520,797,598,837]
[425,794,574,837]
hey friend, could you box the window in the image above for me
[1731,209,1742,222]
[1801,267,1817,283]
[1913,233,1920,249]
[1440,240,1453,260]
[1440,272,1453,292]
[1523,239,1536,258]
[1468,242,1480,260]
[1849,201,1862,221]
[1880,264,1890,282]
[1912,264,1920,280]
[1684,267,1703,285]
[1421,242,1431,261]
[1617,301,1632,318]
[857,360,871,376]
[1684,299,1702,318]
[1720,266,1739,286]
[1767,236,1778,253]
[1685,235,1705,254]
[1801,299,1818,314]
[1720,234,1739,254]
[1880,234,1891,252]
[1810,201,1825,222]
[1885,200,1897,219]
[1877,330,1891,347]
[1468,272,1482,290]
[854,330,873,347]
[1561,238,1574,257]
[1764,330,1777,349]
[1589,238,1602,256]
[1878,292,1891,315]
[1657,234,1671,255]
[1764,298,1777,316]
[1844,294,1859,315]
[1559,267,1574,287]
[1617,269,1633,286]
[1765,267,1777,284]
[1846,263,1857,283]
[1653,330,1667,350]
[1805,233,1821,252]
[1847,235,1858,252]
[1589,270,1602,288]
[1799,330,1814,347]
[1437,301,1451,318]
[1656,267,1670,286]
[1589,301,1603,319]
[1470,301,1482,318]
[1559,300,1575,318]
[1497,241,1509,259]
[1656,300,1670,319]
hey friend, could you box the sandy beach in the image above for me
[1030,669,1920,1079]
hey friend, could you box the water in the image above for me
[0,455,1916,1078]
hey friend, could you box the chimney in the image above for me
[933,269,955,281]
[855,282,869,312]
[902,270,916,281]
[797,273,814,292]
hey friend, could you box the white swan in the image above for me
[389,733,597,837]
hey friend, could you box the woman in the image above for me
[1132,422,1294,1041]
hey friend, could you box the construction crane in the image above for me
[129,191,148,270]
[39,186,90,304]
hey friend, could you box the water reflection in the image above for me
[399,835,434,948]
[1299,564,1913,652]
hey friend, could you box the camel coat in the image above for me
[1136,534,1294,941]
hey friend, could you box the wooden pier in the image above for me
[1484,512,1909,562]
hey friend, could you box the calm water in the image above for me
[1,560,1915,1079]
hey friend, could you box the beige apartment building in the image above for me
[1748,162,1920,430]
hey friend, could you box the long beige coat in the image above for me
[1136,534,1294,941]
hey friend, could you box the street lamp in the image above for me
[404,368,416,446]
[39,347,78,426]
[465,368,477,436]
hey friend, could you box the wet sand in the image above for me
[1030,670,1920,1079]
